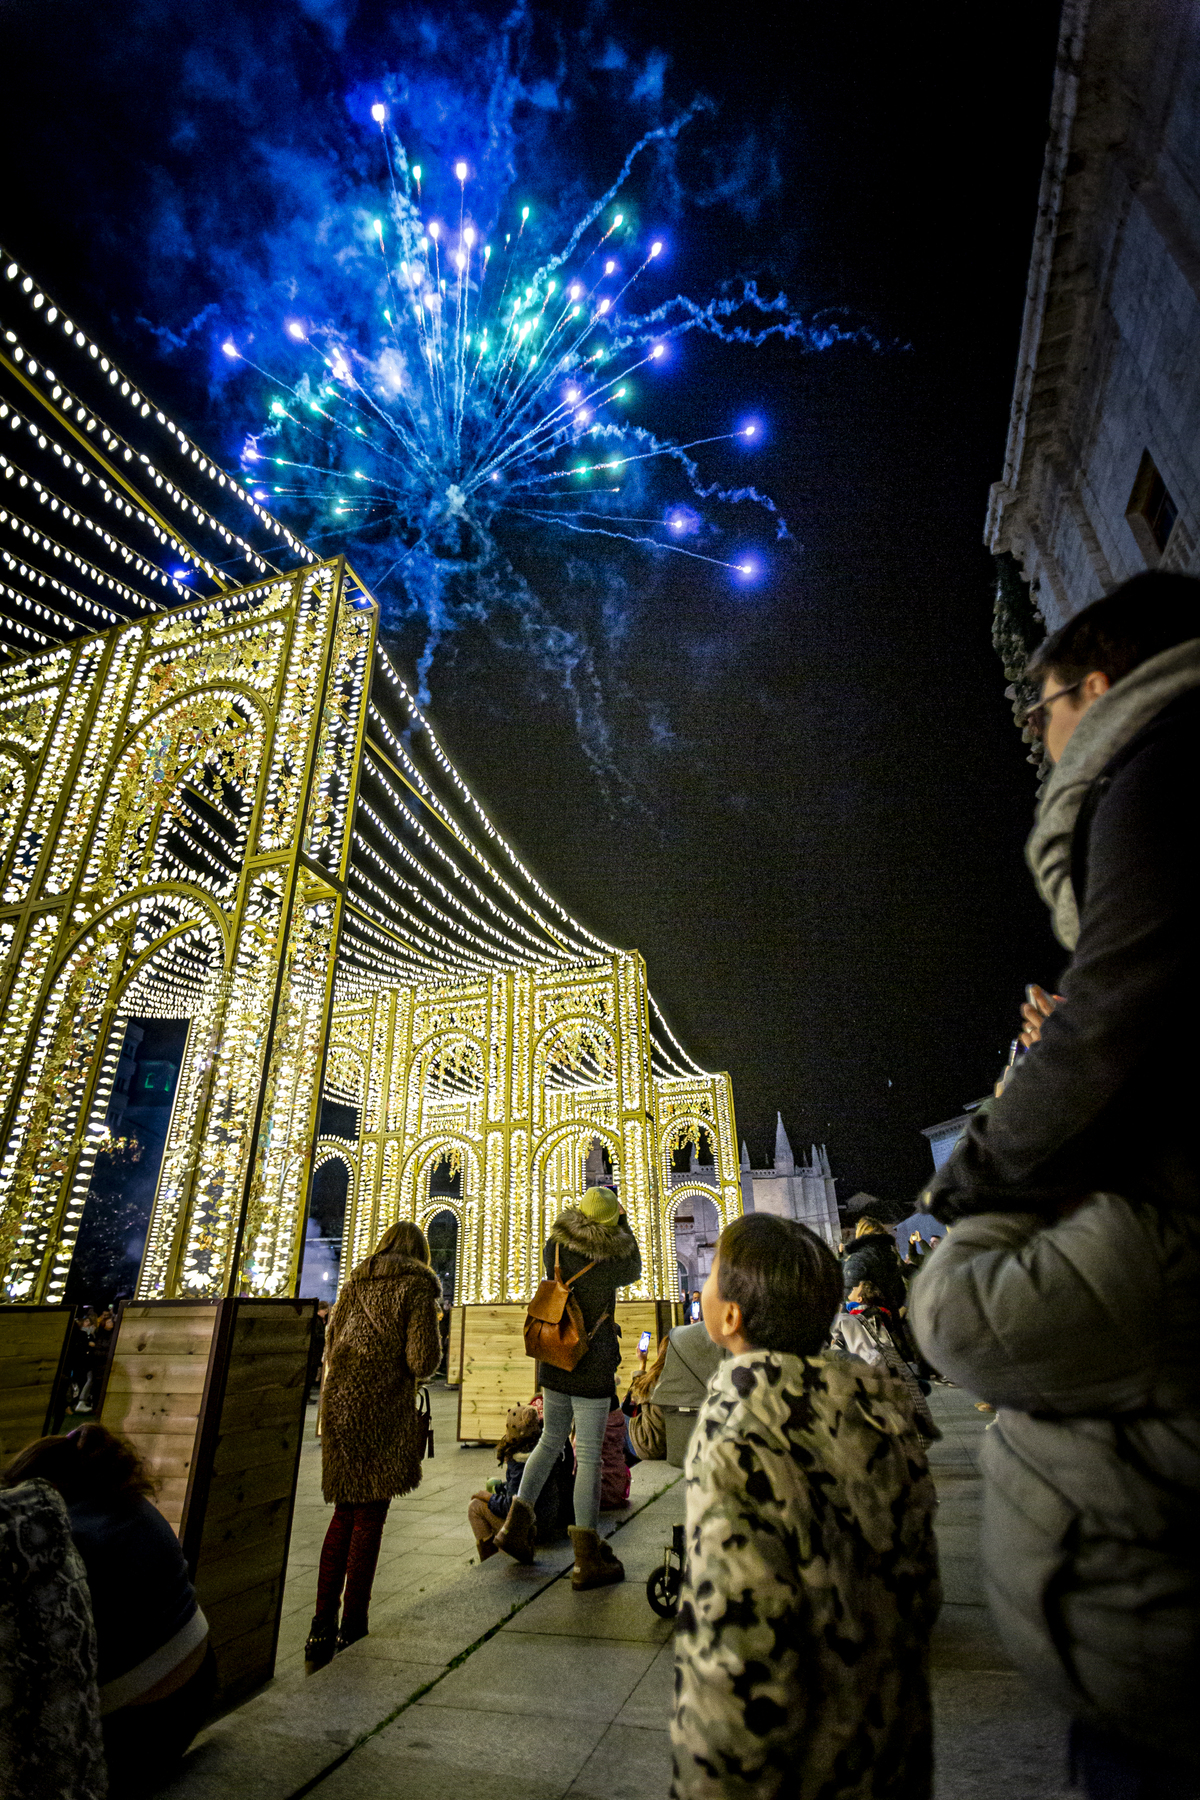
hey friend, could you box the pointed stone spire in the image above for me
[740,1139,751,1171]
[811,1143,820,1174]
[774,1112,795,1174]
[819,1143,833,1178]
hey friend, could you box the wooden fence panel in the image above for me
[0,1305,73,1463]
[100,1295,314,1707]
[456,1299,684,1443]
[190,1297,314,1708]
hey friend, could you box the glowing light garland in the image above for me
[0,255,733,1312]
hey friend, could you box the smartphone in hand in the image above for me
[637,1329,652,1355]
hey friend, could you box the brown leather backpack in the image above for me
[523,1248,608,1371]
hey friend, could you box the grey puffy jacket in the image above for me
[909,1195,1200,1770]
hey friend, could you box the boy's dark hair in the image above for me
[1026,572,1200,687]
[2,1422,156,1504]
[716,1214,842,1356]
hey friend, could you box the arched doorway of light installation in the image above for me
[530,1014,620,1230]
[666,1186,723,1304]
[301,1148,354,1304]
[0,886,229,1307]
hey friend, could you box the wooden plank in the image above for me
[104,1357,212,1393]
[446,1304,464,1385]
[202,1456,297,1522]
[101,1394,204,1434]
[0,1311,73,1353]
[119,1322,219,1354]
[217,1386,300,1433]
[230,1314,313,1344]
[211,1618,277,1697]
[0,1356,68,1388]
[195,1494,292,1564]
[0,1309,72,1454]
[209,1423,301,1478]
[219,1352,309,1394]
[202,1576,282,1645]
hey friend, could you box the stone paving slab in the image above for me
[160,1380,679,1800]
[161,1379,1080,1800]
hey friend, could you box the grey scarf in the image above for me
[1026,637,1200,949]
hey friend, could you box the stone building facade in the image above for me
[987,0,1200,632]
[665,1114,840,1295]
[738,1115,840,1247]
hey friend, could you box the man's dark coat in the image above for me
[924,688,1199,1221]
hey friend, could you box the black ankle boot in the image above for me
[304,1615,338,1672]
[336,1622,368,1653]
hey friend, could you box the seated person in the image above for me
[468,1403,574,1561]
[599,1398,631,1509]
[672,1215,940,1800]
[622,1335,670,1460]
[3,1424,215,1798]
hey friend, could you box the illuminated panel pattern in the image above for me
[0,255,738,1314]
[0,558,376,1301]
[327,947,740,1305]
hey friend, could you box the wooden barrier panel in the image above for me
[458,1304,529,1442]
[101,1296,314,1706]
[456,1298,689,1443]
[445,1304,464,1386]
[190,1299,313,1706]
[103,1302,221,1533]
[0,1305,73,1464]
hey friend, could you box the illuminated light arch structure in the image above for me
[0,250,740,1307]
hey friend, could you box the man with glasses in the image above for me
[910,571,1200,1800]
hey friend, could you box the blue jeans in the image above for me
[517,1390,610,1533]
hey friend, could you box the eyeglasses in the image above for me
[1021,680,1083,738]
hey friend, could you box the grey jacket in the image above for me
[909,1194,1200,1769]
[647,1321,725,1467]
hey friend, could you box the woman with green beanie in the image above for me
[494,1185,641,1588]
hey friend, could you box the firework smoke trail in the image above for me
[220,100,875,776]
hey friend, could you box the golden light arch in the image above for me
[0,254,741,1314]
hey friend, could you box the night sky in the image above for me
[1,0,1065,1205]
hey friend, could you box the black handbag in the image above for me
[415,1386,435,1460]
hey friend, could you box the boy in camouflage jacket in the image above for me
[672,1216,940,1800]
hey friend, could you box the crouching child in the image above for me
[672,1215,940,1800]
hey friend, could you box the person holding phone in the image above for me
[493,1186,641,1589]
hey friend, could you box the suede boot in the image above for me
[493,1494,537,1563]
[468,1494,500,1561]
[568,1526,624,1591]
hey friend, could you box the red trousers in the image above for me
[315,1499,390,1637]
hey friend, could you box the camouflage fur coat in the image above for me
[320,1252,442,1504]
[672,1350,940,1800]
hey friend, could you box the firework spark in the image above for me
[220,106,859,701]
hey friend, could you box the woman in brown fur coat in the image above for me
[305,1220,441,1668]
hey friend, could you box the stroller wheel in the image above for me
[645,1564,681,1619]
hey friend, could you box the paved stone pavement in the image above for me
[161,1381,1077,1800]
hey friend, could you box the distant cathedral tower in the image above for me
[738,1115,840,1245]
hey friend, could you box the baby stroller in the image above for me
[646,1522,686,1618]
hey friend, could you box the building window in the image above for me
[1125,450,1179,562]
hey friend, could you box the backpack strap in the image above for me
[554,1247,598,1287]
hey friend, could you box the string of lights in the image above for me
[0,249,714,1095]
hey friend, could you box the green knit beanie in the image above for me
[580,1185,620,1226]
